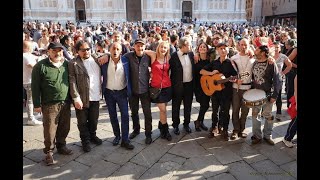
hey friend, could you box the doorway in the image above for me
[182,1,192,23]
[75,0,86,22]
[126,0,142,22]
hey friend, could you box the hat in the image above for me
[216,42,227,48]
[47,42,64,50]
[134,38,145,45]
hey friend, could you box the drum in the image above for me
[243,89,267,108]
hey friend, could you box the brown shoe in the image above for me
[45,152,54,166]
[57,146,73,155]
[263,137,275,145]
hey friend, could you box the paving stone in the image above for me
[130,141,172,167]
[168,134,209,158]
[252,143,295,165]
[173,155,228,179]
[251,159,295,180]
[79,160,120,179]
[207,146,243,165]
[75,141,119,166]
[23,161,89,179]
[228,161,266,180]
[24,148,46,163]
[23,157,37,171]
[202,138,245,150]
[23,139,43,156]
[276,141,297,160]
[23,125,44,142]
[280,161,297,179]
[107,162,147,180]
[139,162,182,179]
[158,153,187,165]
[228,143,268,164]
[53,144,87,166]
[189,130,213,145]
[206,173,237,180]
[104,142,144,165]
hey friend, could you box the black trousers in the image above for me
[75,101,100,142]
[211,90,232,130]
[196,91,210,122]
[129,92,152,136]
[172,81,193,128]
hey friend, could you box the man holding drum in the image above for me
[230,38,255,140]
[250,45,281,145]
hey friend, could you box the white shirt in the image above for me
[178,50,193,83]
[106,58,126,90]
[82,56,101,101]
[230,54,255,90]
[23,52,37,84]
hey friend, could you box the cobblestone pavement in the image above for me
[23,96,297,180]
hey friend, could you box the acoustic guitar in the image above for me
[200,72,250,96]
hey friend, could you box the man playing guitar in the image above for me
[200,42,237,141]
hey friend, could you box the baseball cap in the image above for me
[134,38,145,45]
[47,42,64,50]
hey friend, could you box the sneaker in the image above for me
[275,114,281,121]
[263,137,275,145]
[34,113,43,119]
[282,138,294,148]
[27,119,43,126]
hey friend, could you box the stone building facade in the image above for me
[23,0,247,24]
[246,0,297,26]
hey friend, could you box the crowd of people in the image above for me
[23,20,297,166]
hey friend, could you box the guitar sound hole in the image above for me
[214,81,218,85]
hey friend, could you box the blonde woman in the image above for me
[145,41,172,141]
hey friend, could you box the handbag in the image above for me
[149,87,162,100]
[149,58,166,100]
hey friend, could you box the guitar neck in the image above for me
[215,76,237,84]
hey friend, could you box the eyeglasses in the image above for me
[79,48,91,52]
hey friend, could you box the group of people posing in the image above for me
[24,22,297,166]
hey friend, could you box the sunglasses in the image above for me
[213,37,221,40]
[80,48,91,52]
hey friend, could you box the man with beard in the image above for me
[32,42,73,166]
[69,40,103,153]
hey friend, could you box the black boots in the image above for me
[159,122,172,141]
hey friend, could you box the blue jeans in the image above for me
[284,116,297,141]
[252,100,274,139]
[105,88,130,142]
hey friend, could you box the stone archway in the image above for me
[182,1,192,23]
[75,0,86,22]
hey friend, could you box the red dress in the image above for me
[151,59,171,88]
